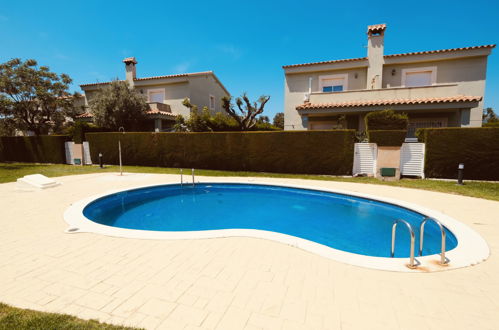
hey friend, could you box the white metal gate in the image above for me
[64,141,74,164]
[353,143,377,176]
[83,141,92,165]
[400,143,425,178]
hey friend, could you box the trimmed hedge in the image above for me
[365,110,408,130]
[416,127,499,180]
[85,130,356,175]
[368,130,407,146]
[0,135,69,163]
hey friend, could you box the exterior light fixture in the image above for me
[99,153,103,168]
[354,73,358,79]
[391,69,396,76]
[457,163,464,185]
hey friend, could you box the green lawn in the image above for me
[0,303,139,330]
[1,162,498,201]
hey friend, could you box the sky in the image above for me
[1,0,498,118]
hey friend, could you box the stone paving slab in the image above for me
[0,172,498,329]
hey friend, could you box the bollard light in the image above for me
[99,153,103,168]
[457,163,464,185]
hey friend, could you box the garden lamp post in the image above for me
[457,163,464,185]
[99,153,103,168]
[118,127,125,176]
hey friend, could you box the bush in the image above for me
[0,135,69,163]
[365,110,408,130]
[65,121,108,143]
[368,130,407,146]
[85,130,356,175]
[483,121,499,128]
[416,127,499,180]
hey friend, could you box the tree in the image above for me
[89,80,148,130]
[221,93,270,130]
[483,107,498,123]
[273,112,284,129]
[0,58,77,135]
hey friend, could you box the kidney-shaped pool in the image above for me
[64,182,489,271]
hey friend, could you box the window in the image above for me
[401,67,437,87]
[148,89,165,103]
[319,74,348,93]
[209,95,215,110]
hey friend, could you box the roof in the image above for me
[123,57,138,64]
[75,112,94,118]
[282,45,495,69]
[385,44,496,58]
[75,110,177,119]
[296,95,482,110]
[144,109,177,117]
[80,80,124,87]
[367,24,386,34]
[79,71,230,96]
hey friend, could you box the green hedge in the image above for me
[368,130,407,146]
[365,110,408,130]
[85,130,356,175]
[416,127,499,180]
[0,135,69,163]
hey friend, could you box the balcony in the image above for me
[308,84,460,104]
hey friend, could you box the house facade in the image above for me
[283,24,495,136]
[78,57,230,131]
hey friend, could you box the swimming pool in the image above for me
[64,180,489,271]
[82,183,456,258]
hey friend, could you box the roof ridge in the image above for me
[283,44,495,69]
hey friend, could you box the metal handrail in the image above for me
[419,217,447,265]
[192,168,195,187]
[391,219,416,269]
[180,169,183,188]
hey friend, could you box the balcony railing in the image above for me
[309,84,459,104]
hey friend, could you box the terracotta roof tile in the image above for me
[123,57,137,64]
[75,112,94,118]
[296,95,482,110]
[385,44,495,58]
[367,24,386,33]
[76,110,177,118]
[283,44,495,69]
[144,109,177,117]
[133,73,188,81]
[80,80,124,87]
[282,57,367,69]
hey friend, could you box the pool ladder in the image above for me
[180,168,195,188]
[391,217,448,269]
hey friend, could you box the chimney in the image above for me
[366,24,386,89]
[123,57,137,87]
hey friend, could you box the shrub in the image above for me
[85,130,356,175]
[416,127,499,180]
[365,110,408,130]
[0,135,69,163]
[367,130,407,146]
[65,121,108,143]
[483,121,499,128]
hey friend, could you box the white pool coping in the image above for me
[63,181,490,273]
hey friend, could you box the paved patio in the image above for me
[0,172,498,330]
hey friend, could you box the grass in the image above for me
[0,303,139,330]
[1,162,498,201]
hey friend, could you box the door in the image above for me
[353,143,377,176]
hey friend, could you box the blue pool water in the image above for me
[83,183,458,258]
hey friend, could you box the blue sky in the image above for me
[1,0,498,118]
